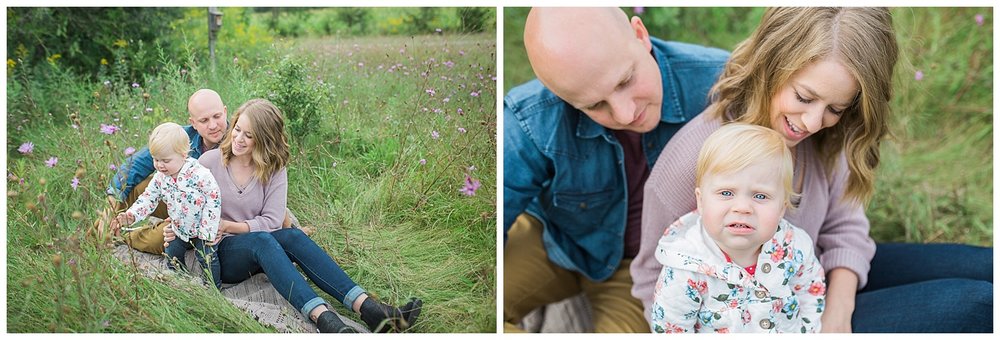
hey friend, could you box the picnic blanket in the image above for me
[111,236,368,333]
[519,294,592,333]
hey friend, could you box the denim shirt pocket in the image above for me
[548,188,617,237]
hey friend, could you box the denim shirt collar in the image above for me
[574,39,683,139]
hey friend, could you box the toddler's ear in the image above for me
[694,187,702,213]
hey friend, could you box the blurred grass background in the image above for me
[504,7,993,246]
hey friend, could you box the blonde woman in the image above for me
[632,8,991,333]
[165,99,422,333]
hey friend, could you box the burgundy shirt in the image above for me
[613,129,651,259]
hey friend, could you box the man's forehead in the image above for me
[190,107,224,120]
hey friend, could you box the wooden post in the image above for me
[208,7,222,66]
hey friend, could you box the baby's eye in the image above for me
[720,190,733,197]
[753,193,768,200]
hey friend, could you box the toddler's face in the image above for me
[153,151,185,178]
[695,160,786,259]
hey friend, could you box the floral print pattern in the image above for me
[650,211,826,333]
[126,157,221,242]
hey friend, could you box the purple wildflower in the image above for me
[470,91,480,97]
[444,60,455,68]
[459,50,465,56]
[145,107,153,113]
[71,177,80,190]
[419,159,426,165]
[131,82,139,88]
[124,147,136,156]
[634,7,645,15]
[431,130,440,139]
[915,70,924,81]
[459,174,481,196]
[17,142,34,154]
[99,124,119,135]
[435,28,443,33]
[45,157,58,168]
[457,108,465,115]
[458,127,467,133]
[976,14,984,26]
[426,88,436,96]
[109,164,117,171]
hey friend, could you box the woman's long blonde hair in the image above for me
[709,7,898,204]
[220,99,290,185]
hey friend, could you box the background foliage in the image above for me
[504,7,993,246]
[7,7,496,333]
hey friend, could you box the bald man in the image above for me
[106,88,229,253]
[503,8,729,332]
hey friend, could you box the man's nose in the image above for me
[608,94,635,125]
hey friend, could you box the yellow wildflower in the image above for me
[46,54,62,65]
[6,59,15,70]
[113,39,128,48]
[100,58,108,65]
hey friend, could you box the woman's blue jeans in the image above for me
[217,228,366,317]
[853,243,992,332]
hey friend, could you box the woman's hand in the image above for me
[162,218,176,249]
[820,268,858,333]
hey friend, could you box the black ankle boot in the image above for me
[316,310,356,333]
[400,297,423,328]
[359,298,410,333]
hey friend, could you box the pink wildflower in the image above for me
[459,174,481,196]
[17,142,34,154]
[45,157,58,168]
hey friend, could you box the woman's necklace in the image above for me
[791,146,805,208]
[228,159,253,194]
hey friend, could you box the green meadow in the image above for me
[7,7,496,332]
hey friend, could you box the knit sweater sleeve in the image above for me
[815,154,876,289]
[245,168,287,233]
[631,112,721,323]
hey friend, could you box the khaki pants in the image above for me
[503,214,647,333]
[112,175,170,254]
[108,174,298,254]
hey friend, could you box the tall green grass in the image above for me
[503,7,992,246]
[6,22,496,332]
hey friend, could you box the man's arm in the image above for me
[502,101,549,245]
[107,147,156,201]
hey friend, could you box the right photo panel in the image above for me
[502,7,993,333]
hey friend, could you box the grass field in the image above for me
[6,29,496,332]
[504,7,993,246]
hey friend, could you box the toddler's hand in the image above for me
[162,218,176,249]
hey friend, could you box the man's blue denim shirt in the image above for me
[107,124,214,200]
[503,38,729,281]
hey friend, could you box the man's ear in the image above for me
[694,187,702,213]
[630,16,653,52]
[188,116,195,125]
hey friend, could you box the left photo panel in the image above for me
[6,7,496,333]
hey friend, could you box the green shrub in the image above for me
[458,7,493,33]
[256,56,329,141]
[6,8,183,80]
